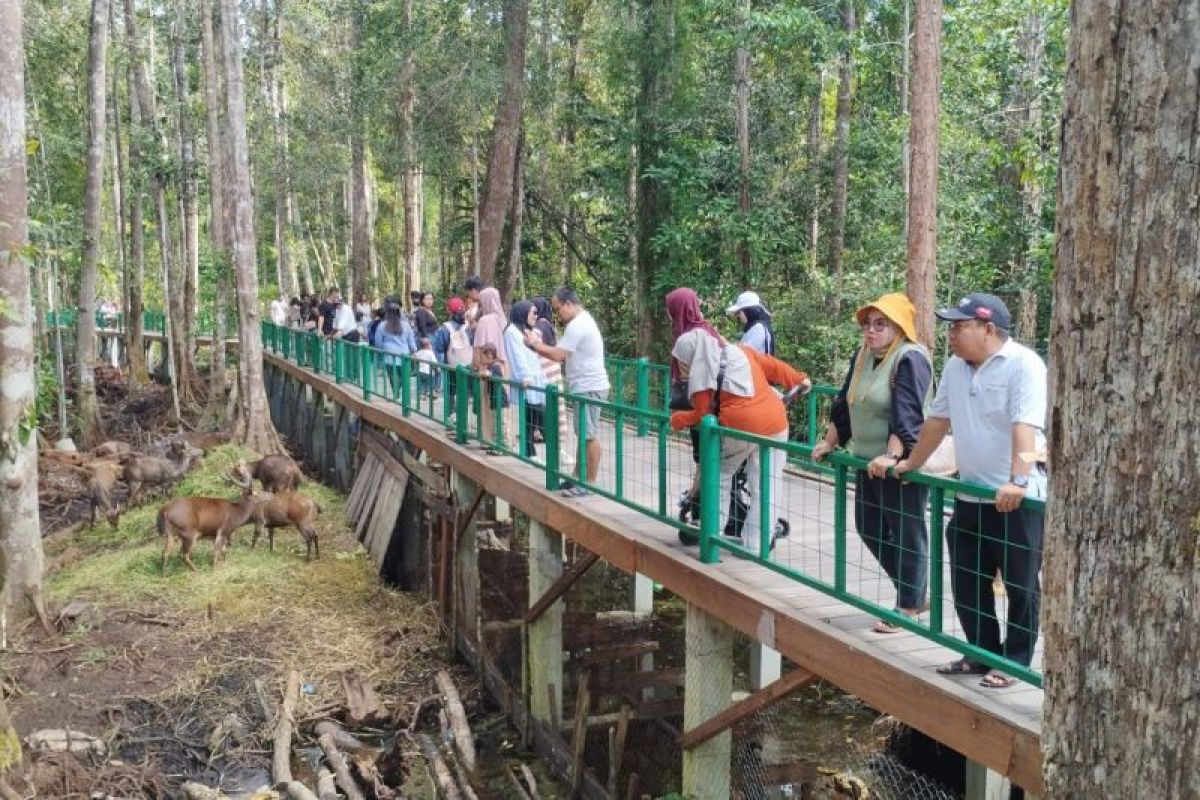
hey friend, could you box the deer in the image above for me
[70,459,125,529]
[229,468,322,561]
[90,440,133,459]
[121,441,201,504]
[176,431,232,453]
[156,478,262,574]
[233,455,304,493]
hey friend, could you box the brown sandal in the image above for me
[980,670,1017,689]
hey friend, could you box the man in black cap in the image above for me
[895,292,1047,688]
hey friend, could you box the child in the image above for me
[478,344,508,411]
[415,337,439,400]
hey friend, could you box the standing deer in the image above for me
[156,480,262,574]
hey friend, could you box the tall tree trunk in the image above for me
[470,134,481,278]
[900,0,911,243]
[1011,10,1045,343]
[0,0,51,631]
[121,0,147,386]
[805,72,822,275]
[399,0,423,297]
[476,0,529,284]
[267,0,297,298]
[733,0,751,275]
[171,0,199,382]
[499,130,525,303]
[827,0,854,315]
[220,0,281,453]
[200,0,227,425]
[1043,2,1200,796]
[635,0,681,357]
[905,0,941,349]
[76,0,110,447]
[109,38,128,366]
[348,2,369,301]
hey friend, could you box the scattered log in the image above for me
[255,677,277,725]
[505,765,534,800]
[434,670,477,773]
[315,719,367,752]
[341,672,386,726]
[282,781,319,800]
[571,670,592,794]
[316,768,339,800]
[181,783,231,800]
[273,670,301,785]
[519,763,540,800]
[317,731,367,800]
[416,733,462,800]
[608,704,632,797]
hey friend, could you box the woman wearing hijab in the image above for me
[725,290,775,355]
[472,288,511,447]
[812,292,933,633]
[503,301,548,457]
[667,288,811,553]
[529,297,575,474]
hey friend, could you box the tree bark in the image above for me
[268,0,297,299]
[0,0,51,630]
[200,0,228,425]
[805,72,822,275]
[499,130,525,303]
[171,0,200,381]
[905,0,941,349]
[108,15,128,368]
[220,0,282,453]
[476,0,529,284]
[827,0,854,311]
[399,0,422,297]
[76,0,110,447]
[349,2,369,301]
[1043,2,1200,796]
[733,0,751,275]
[120,0,147,386]
[1011,10,1045,343]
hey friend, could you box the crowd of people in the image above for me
[270,281,1047,688]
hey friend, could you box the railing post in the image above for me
[636,357,650,437]
[361,346,373,400]
[833,461,847,593]
[334,339,345,383]
[614,407,625,499]
[657,417,668,516]
[928,485,946,634]
[699,415,721,565]
[400,355,413,416]
[545,384,560,490]
[759,442,772,560]
[312,334,322,374]
[455,365,470,444]
[806,390,818,447]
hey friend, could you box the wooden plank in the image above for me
[365,473,407,569]
[524,551,600,624]
[680,668,815,750]
[346,452,375,520]
[401,448,450,497]
[354,461,386,541]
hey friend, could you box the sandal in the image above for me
[872,607,923,635]
[936,658,989,676]
[980,671,1017,689]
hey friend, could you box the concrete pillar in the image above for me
[527,519,563,731]
[749,644,782,689]
[965,760,1010,800]
[631,573,653,616]
[682,602,732,800]
[453,469,480,665]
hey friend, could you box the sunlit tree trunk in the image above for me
[348,2,369,301]
[499,129,525,303]
[1043,2,1200,795]
[120,0,147,386]
[267,0,297,299]
[200,0,227,426]
[906,0,941,349]
[827,0,854,315]
[1011,10,1045,343]
[476,0,529,284]
[76,0,110,446]
[0,0,51,633]
[171,0,199,380]
[220,0,281,453]
[109,46,127,365]
[805,72,822,275]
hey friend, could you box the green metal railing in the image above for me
[260,320,1047,686]
[47,307,234,339]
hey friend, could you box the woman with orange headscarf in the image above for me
[812,293,934,633]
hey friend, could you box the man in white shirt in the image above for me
[896,293,1046,689]
[270,296,288,326]
[524,287,611,496]
[333,296,360,343]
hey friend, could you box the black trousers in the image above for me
[525,404,544,457]
[854,471,929,610]
[947,499,1044,667]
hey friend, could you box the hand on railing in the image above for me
[810,440,835,462]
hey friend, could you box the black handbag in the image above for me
[669,379,692,411]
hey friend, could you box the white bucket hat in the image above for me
[726,290,769,316]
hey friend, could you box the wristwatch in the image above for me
[1010,474,1029,488]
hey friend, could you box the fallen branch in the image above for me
[519,763,540,799]
[283,781,319,800]
[416,733,462,800]
[314,719,368,752]
[505,765,534,800]
[181,783,230,800]
[435,670,477,773]
[273,670,301,784]
[317,731,367,800]
[316,768,338,800]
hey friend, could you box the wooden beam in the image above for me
[456,487,487,542]
[524,551,600,625]
[680,667,816,751]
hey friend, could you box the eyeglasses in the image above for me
[948,319,984,333]
[859,319,891,333]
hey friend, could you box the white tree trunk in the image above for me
[905,0,941,348]
[0,0,51,631]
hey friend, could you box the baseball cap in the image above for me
[935,293,1011,330]
[446,297,466,315]
[726,290,769,316]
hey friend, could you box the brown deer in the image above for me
[82,460,124,529]
[156,482,262,573]
[91,440,133,459]
[233,455,303,493]
[122,442,201,504]
[246,491,322,561]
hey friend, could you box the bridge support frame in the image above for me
[682,602,733,800]
[526,519,564,735]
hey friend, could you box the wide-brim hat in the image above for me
[726,290,769,316]
[856,292,918,342]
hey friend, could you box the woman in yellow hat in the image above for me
[812,292,934,633]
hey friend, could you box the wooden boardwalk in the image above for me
[265,352,1045,793]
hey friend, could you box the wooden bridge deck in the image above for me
[264,351,1044,793]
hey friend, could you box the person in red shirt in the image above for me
[666,288,811,552]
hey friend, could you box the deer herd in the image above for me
[65,433,321,574]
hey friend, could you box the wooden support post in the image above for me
[524,550,599,624]
[526,519,563,733]
[453,470,481,662]
[680,667,815,751]
[965,760,1010,800]
[750,645,782,690]
[631,573,655,698]
[682,602,733,800]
